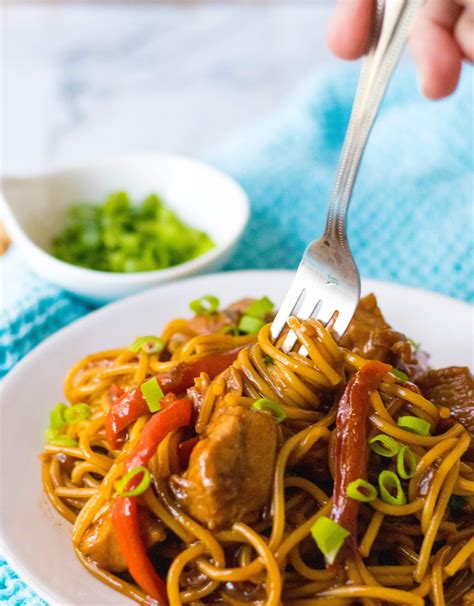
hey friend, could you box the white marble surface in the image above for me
[2,2,340,175]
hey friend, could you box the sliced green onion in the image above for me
[397,415,431,436]
[263,355,274,365]
[245,296,274,319]
[252,398,286,423]
[368,434,401,458]
[378,470,407,506]
[47,435,79,448]
[140,377,163,412]
[129,336,165,354]
[310,516,350,565]
[114,466,151,497]
[190,295,220,315]
[238,315,265,335]
[44,427,59,442]
[390,368,409,382]
[407,338,420,353]
[396,446,417,479]
[64,403,92,424]
[51,192,215,273]
[50,403,67,430]
[346,479,378,502]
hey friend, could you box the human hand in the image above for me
[327,0,474,99]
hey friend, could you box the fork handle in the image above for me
[325,0,425,244]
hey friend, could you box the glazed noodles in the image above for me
[41,295,474,605]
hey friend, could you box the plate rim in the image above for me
[1,269,472,605]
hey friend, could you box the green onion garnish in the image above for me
[396,445,417,480]
[64,403,92,424]
[252,398,286,423]
[310,516,350,565]
[238,315,265,335]
[407,338,420,353]
[50,403,67,430]
[368,434,401,458]
[346,479,378,502]
[378,470,406,506]
[263,355,274,365]
[51,192,215,273]
[45,403,68,443]
[47,435,79,448]
[397,415,431,436]
[114,466,151,497]
[190,295,220,315]
[129,336,165,355]
[140,377,163,413]
[390,368,409,382]
[44,427,60,442]
[245,296,274,319]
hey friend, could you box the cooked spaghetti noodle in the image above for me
[41,295,474,605]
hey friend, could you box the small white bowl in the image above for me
[1,154,249,303]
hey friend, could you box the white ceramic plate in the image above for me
[1,270,472,605]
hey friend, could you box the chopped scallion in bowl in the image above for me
[51,191,215,273]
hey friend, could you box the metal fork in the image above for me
[271,0,425,351]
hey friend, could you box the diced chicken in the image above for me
[170,406,278,529]
[187,298,256,335]
[341,294,428,378]
[341,293,390,355]
[80,506,165,573]
[187,311,234,335]
[187,373,211,415]
[417,367,474,448]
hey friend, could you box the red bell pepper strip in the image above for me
[124,397,193,471]
[112,398,193,604]
[160,392,178,408]
[155,346,244,394]
[106,387,149,449]
[109,383,124,402]
[330,360,390,560]
[113,496,168,605]
[106,347,244,449]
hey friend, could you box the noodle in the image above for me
[40,296,474,605]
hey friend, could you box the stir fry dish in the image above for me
[41,294,474,605]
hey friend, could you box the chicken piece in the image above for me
[341,294,428,378]
[390,340,430,380]
[188,298,256,335]
[187,373,211,415]
[170,405,278,529]
[341,294,390,355]
[80,506,165,573]
[188,311,235,335]
[417,367,474,445]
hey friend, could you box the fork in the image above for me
[271,0,425,351]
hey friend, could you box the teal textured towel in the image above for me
[1,65,473,604]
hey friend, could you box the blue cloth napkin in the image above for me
[1,64,473,604]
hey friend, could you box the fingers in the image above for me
[410,0,463,99]
[327,0,470,100]
[454,4,474,62]
[326,0,376,60]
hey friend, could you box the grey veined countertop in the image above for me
[1,2,339,174]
